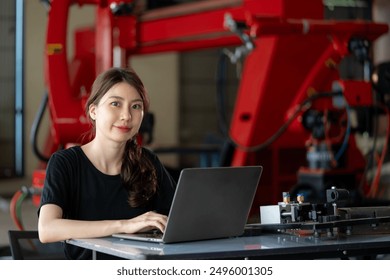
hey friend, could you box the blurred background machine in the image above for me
[253,187,390,238]
[10,0,390,230]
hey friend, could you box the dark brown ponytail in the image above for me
[121,139,157,207]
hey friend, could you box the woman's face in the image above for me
[88,82,144,144]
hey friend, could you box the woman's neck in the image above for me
[81,139,125,175]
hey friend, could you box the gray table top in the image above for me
[67,231,390,260]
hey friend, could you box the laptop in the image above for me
[112,165,262,244]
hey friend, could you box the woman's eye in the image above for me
[111,101,120,107]
[132,103,143,110]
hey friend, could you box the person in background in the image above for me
[38,67,176,259]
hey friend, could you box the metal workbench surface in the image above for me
[67,231,390,260]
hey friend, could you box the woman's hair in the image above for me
[85,67,157,207]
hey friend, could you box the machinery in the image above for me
[12,0,390,229]
[252,187,390,237]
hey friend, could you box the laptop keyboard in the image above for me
[138,230,163,238]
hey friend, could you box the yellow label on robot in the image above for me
[47,44,63,55]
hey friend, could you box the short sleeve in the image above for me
[38,150,77,218]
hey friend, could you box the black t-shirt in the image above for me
[39,146,176,259]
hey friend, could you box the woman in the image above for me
[38,67,176,259]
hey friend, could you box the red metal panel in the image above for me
[95,6,114,73]
[338,80,373,107]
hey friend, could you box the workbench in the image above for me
[66,231,390,260]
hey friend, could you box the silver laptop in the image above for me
[112,165,262,244]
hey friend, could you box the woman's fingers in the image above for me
[126,211,168,233]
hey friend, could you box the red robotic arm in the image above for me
[42,0,388,209]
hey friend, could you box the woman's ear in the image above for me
[89,104,96,121]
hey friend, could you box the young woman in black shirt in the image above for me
[38,67,176,259]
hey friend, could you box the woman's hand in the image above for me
[121,211,168,233]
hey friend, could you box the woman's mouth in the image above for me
[115,126,131,133]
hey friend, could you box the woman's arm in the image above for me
[38,204,168,243]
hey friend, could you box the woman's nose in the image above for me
[120,110,131,120]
